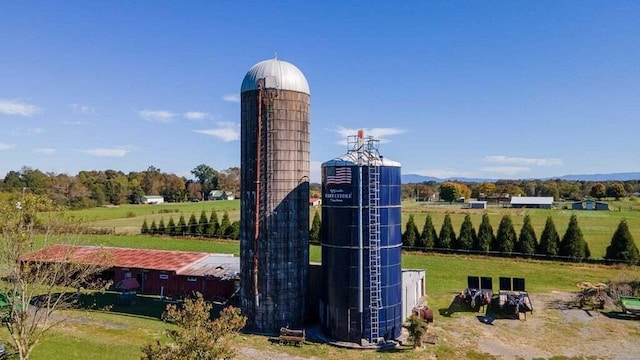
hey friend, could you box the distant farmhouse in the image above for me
[139,195,164,204]
[310,197,322,206]
[209,190,235,200]
[510,196,554,209]
[572,199,609,211]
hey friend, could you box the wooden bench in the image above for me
[270,327,305,347]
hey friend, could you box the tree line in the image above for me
[0,164,240,209]
[141,209,240,239]
[402,213,639,264]
[403,179,640,202]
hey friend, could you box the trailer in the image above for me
[620,296,640,315]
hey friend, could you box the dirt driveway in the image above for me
[433,291,640,359]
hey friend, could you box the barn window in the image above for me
[159,274,169,280]
[187,277,197,282]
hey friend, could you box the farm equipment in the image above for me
[575,282,607,310]
[458,276,493,312]
[620,296,640,316]
[492,277,533,320]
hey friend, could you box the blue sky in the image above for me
[1,1,639,183]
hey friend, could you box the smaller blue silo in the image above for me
[319,134,402,344]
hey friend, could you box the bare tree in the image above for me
[0,193,111,360]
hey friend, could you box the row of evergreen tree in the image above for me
[403,213,639,264]
[141,210,240,239]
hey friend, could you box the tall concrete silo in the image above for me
[320,132,402,344]
[239,58,310,333]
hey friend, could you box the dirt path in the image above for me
[433,291,640,359]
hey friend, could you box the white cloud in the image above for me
[137,109,177,122]
[81,148,128,157]
[184,111,210,120]
[479,166,531,176]
[483,155,563,167]
[34,148,57,155]
[0,99,39,117]
[27,127,44,135]
[332,126,404,145]
[0,142,15,150]
[413,169,474,179]
[222,94,240,103]
[69,104,95,114]
[194,122,240,142]
[62,120,83,125]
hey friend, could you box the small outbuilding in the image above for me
[572,199,609,211]
[140,195,164,204]
[468,201,487,209]
[510,196,554,209]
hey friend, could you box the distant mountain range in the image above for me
[401,172,640,184]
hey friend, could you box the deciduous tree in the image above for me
[142,293,247,360]
[1,193,111,360]
[589,183,606,200]
[606,182,626,200]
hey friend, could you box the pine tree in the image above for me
[229,221,241,239]
[188,213,198,236]
[605,219,640,264]
[310,212,321,245]
[454,214,475,250]
[167,217,176,236]
[538,216,560,256]
[209,210,220,237]
[419,214,437,250]
[141,219,149,234]
[198,210,209,236]
[560,214,589,261]
[177,214,187,236]
[158,218,166,235]
[402,214,420,248]
[495,215,516,254]
[150,220,158,235]
[436,214,455,249]
[516,215,537,255]
[219,211,231,237]
[474,213,494,253]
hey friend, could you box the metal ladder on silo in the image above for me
[368,163,382,342]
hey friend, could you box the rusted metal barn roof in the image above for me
[21,245,212,272]
[178,254,240,280]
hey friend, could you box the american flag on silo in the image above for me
[326,167,352,185]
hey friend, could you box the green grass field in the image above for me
[7,200,640,359]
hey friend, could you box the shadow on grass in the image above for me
[601,311,640,321]
[77,291,169,319]
[438,294,477,317]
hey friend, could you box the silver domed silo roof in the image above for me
[241,59,310,94]
[322,152,401,167]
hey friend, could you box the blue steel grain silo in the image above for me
[239,58,310,333]
[320,131,402,344]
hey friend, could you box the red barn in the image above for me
[22,245,240,301]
